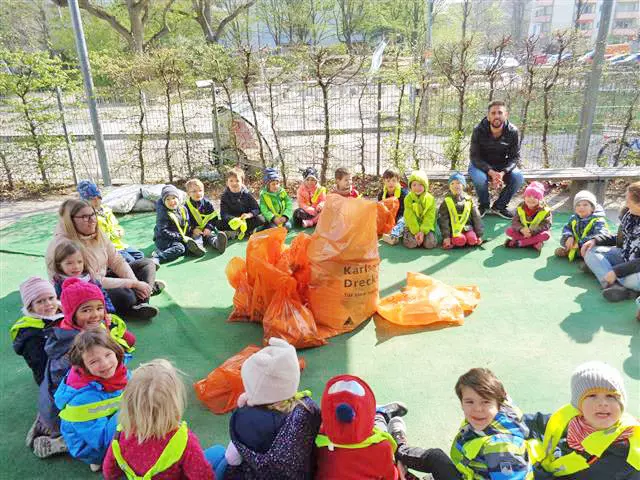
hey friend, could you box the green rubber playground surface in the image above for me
[1,211,638,479]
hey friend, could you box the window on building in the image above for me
[616,2,639,13]
[614,19,638,29]
[535,6,553,16]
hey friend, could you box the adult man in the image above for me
[468,100,524,219]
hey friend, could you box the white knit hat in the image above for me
[573,190,597,209]
[571,361,626,410]
[240,337,300,407]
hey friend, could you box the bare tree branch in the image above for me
[212,0,256,42]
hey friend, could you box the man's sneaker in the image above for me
[214,231,228,254]
[381,234,400,246]
[388,417,408,446]
[491,205,513,219]
[151,280,166,296]
[185,238,206,257]
[33,435,68,458]
[26,414,51,448]
[603,284,636,302]
[479,205,490,218]
[131,302,159,319]
[376,401,408,423]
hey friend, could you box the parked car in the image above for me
[476,55,519,70]
[611,53,640,66]
[607,53,629,64]
[545,53,572,65]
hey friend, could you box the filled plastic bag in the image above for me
[377,272,480,327]
[246,227,288,286]
[262,277,326,349]
[307,195,380,337]
[194,344,306,415]
[225,257,253,322]
[276,233,312,303]
[376,196,400,236]
[102,185,142,214]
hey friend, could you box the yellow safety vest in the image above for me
[382,184,401,200]
[167,207,189,240]
[315,427,398,453]
[229,217,248,240]
[10,316,45,341]
[263,191,288,217]
[59,393,122,422]
[97,206,127,251]
[445,196,472,237]
[106,314,135,353]
[517,206,550,230]
[540,404,640,476]
[568,217,599,262]
[111,422,189,480]
[311,186,326,205]
[186,198,219,231]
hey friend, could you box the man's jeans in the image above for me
[468,162,524,210]
[584,246,640,291]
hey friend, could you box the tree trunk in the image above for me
[320,82,330,184]
[176,83,192,177]
[412,80,426,169]
[266,81,286,185]
[137,89,146,183]
[520,73,535,146]
[164,83,173,182]
[243,72,266,166]
[21,95,48,186]
[542,90,551,168]
[0,151,14,190]
[393,83,405,168]
[358,79,368,175]
[128,2,145,54]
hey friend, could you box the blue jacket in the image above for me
[154,199,191,245]
[560,205,608,248]
[54,370,129,465]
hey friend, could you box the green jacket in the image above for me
[259,187,293,222]
[404,171,436,235]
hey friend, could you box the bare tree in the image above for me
[335,0,366,51]
[185,0,257,43]
[483,35,511,102]
[519,34,539,146]
[257,0,287,45]
[239,47,266,167]
[573,0,589,31]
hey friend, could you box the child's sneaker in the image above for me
[89,464,101,472]
[382,234,399,245]
[504,239,516,248]
[186,238,206,257]
[33,435,68,458]
[224,230,239,240]
[302,219,313,228]
[25,414,51,448]
[388,417,408,446]
[214,231,228,254]
[151,280,166,296]
[376,401,408,423]
[555,247,568,257]
[150,251,161,268]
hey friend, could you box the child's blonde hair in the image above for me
[266,396,308,414]
[227,167,245,183]
[50,239,91,277]
[119,359,186,442]
[185,178,204,191]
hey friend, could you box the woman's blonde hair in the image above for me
[119,359,186,442]
[57,199,108,264]
[50,239,92,277]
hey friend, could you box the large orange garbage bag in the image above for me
[376,196,399,236]
[276,233,312,303]
[246,227,288,286]
[262,277,327,349]
[307,195,380,337]
[194,344,306,414]
[225,257,253,322]
[249,258,291,322]
[377,272,480,327]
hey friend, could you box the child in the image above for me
[438,172,484,249]
[379,168,408,246]
[403,170,437,249]
[152,184,206,264]
[526,361,639,479]
[184,178,227,254]
[584,181,640,302]
[315,374,408,480]
[556,190,608,262]
[50,239,115,314]
[54,330,129,472]
[35,277,136,458]
[103,359,220,479]
[333,167,360,198]
[223,337,321,479]
[259,168,293,230]
[293,167,326,228]
[77,180,145,265]
[219,167,266,239]
[505,181,552,251]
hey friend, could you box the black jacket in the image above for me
[220,186,261,222]
[153,199,190,244]
[470,118,520,173]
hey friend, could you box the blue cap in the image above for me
[263,167,280,184]
[77,180,101,200]
[448,171,466,186]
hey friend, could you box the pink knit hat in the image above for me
[524,181,545,201]
[60,277,105,329]
[20,276,56,310]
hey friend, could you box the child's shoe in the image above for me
[376,401,408,423]
[150,251,161,268]
[603,284,636,302]
[213,231,228,254]
[151,280,166,296]
[25,414,51,448]
[33,435,68,458]
[186,237,206,257]
[555,247,568,257]
[382,234,399,245]
[302,219,313,228]
[224,230,239,240]
[388,417,408,446]
[89,464,101,472]
[504,239,516,248]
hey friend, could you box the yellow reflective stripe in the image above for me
[382,184,401,199]
[112,422,189,480]
[10,316,45,341]
[167,208,188,240]
[186,198,219,230]
[59,394,122,422]
[311,186,326,204]
[263,191,287,216]
[106,315,134,353]
[517,206,549,230]
[228,217,248,240]
[316,427,397,453]
[445,197,472,237]
[568,217,597,262]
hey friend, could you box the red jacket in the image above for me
[315,436,399,480]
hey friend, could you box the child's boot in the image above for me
[213,231,228,254]
[33,435,68,458]
[185,237,206,257]
[376,401,408,423]
[25,414,51,448]
[388,417,408,446]
[382,233,399,245]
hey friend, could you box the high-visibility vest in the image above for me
[445,196,472,237]
[59,393,122,423]
[106,314,134,353]
[540,404,640,476]
[568,217,599,262]
[110,422,189,480]
[229,217,248,240]
[186,198,219,231]
[263,190,288,217]
[382,184,401,200]
[316,427,398,453]
[311,186,326,205]
[167,207,189,240]
[10,316,45,341]
[97,206,127,250]
[517,206,550,230]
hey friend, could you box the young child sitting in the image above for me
[293,167,326,228]
[54,329,129,472]
[438,172,483,249]
[77,180,145,264]
[403,170,437,249]
[184,178,227,254]
[556,190,608,262]
[379,168,409,246]
[153,184,206,264]
[332,167,360,198]
[505,181,552,251]
[103,359,219,480]
[223,337,321,479]
[259,168,293,230]
[526,361,639,480]
[219,167,266,240]
[50,239,115,313]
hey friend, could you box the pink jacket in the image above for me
[296,183,326,215]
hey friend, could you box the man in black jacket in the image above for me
[468,100,524,219]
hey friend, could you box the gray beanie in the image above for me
[573,190,597,209]
[161,184,180,202]
[571,361,626,410]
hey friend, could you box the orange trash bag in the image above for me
[246,227,287,286]
[194,344,306,415]
[250,258,291,322]
[225,257,253,322]
[263,277,327,349]
[307,195,380,337]
[376,196,399,236]
[406,272,480,315]
[276,233,312,303]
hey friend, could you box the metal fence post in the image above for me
[376,80,382,176]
